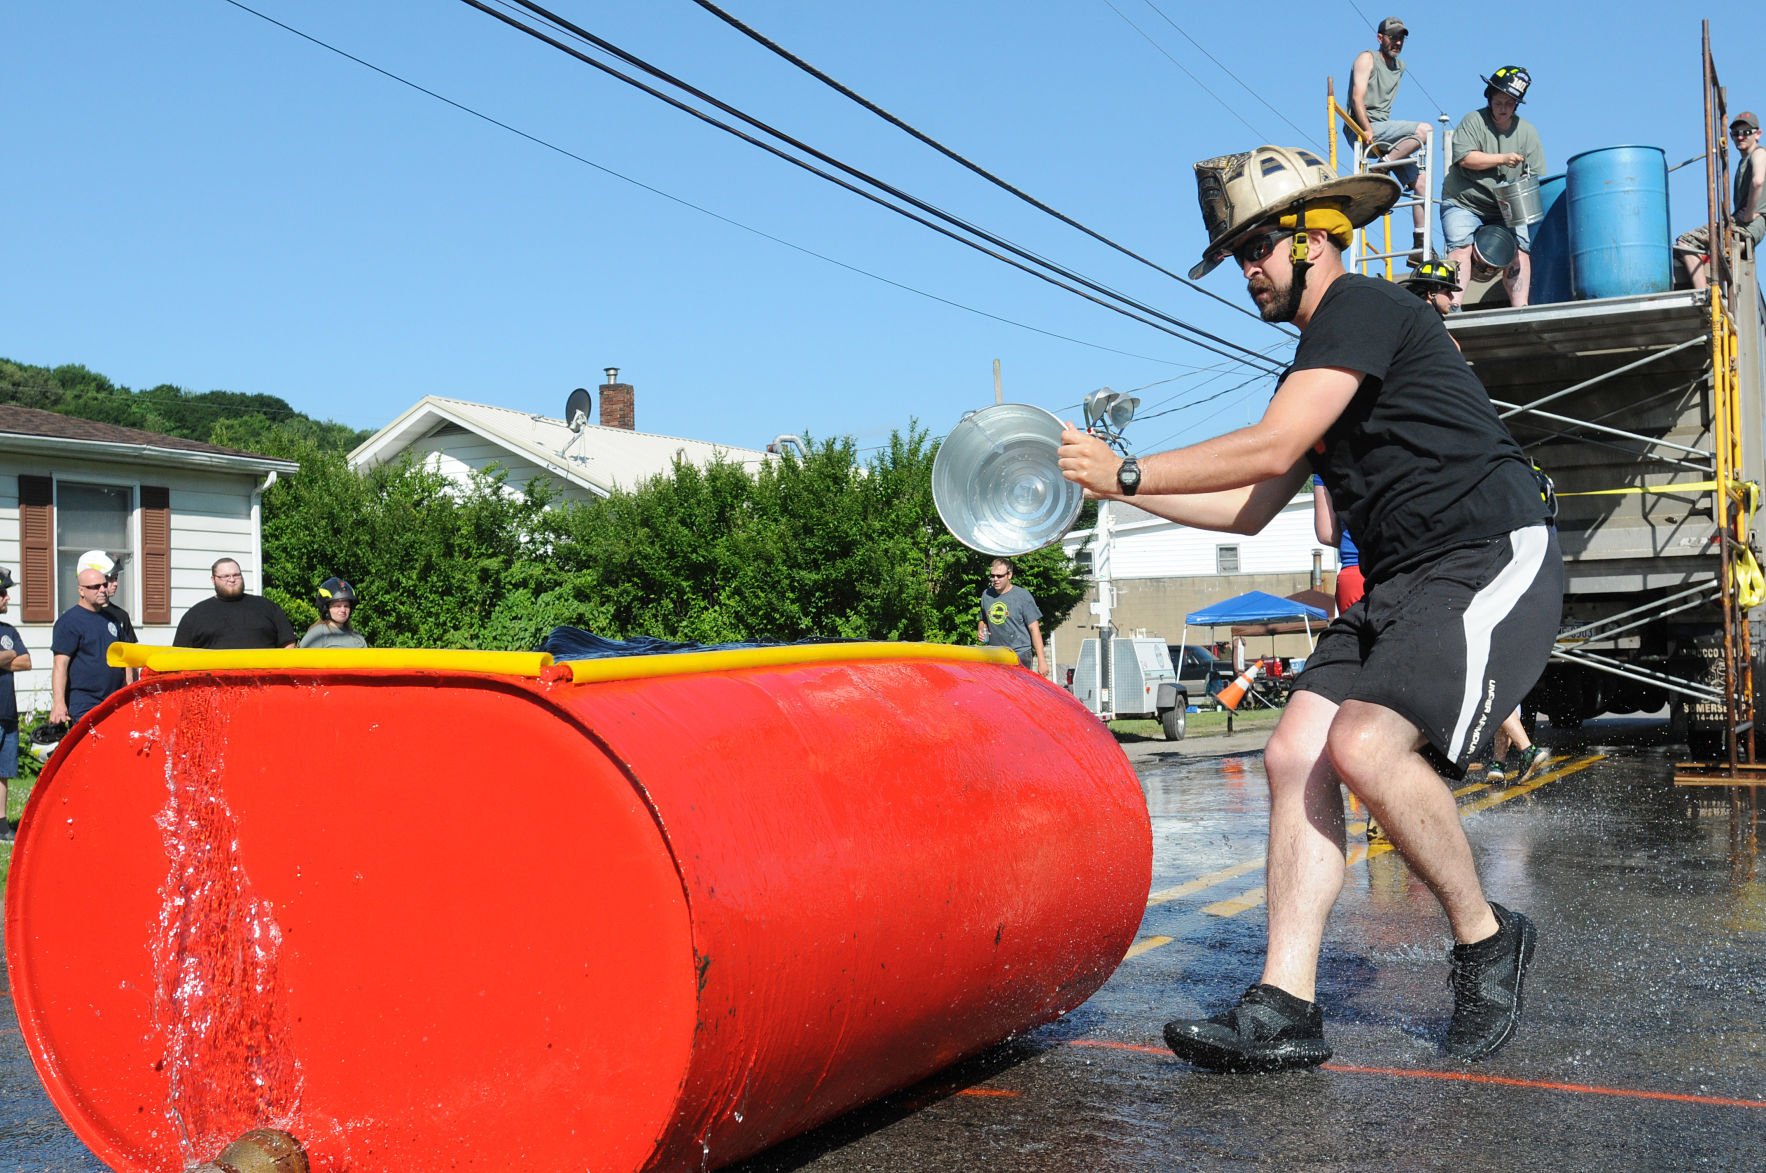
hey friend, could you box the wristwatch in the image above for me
[1116,456,1141,496]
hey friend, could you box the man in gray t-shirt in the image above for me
[976,559,1045,674]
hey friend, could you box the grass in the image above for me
[1109,706,1282,742]
[0,766,42,901]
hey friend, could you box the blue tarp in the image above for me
[1184,590,1327,627]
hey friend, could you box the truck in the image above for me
[1429,39,1760,760]
[1072,636,1221,740]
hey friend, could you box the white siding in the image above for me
[406,434,603,507]
[1066,497,1340,579]
[0,455,268,717]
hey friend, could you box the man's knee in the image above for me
[1323,707,1418,796]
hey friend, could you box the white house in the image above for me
[1048,490,1340,670]
[0,404,300,715]
[349,372,775,502]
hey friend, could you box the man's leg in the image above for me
[1257,689,1348,1000]
[1161,690,1342,1071]
[1326,700,1499,945]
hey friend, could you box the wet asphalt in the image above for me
[3,715,1763,1171]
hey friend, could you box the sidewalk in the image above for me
[1114,721,1274,763]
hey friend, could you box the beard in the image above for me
[1250,272,1304,323]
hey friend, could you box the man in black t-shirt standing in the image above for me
[1059,146,1561,1072]
[173,558,297,650]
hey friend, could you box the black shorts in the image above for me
[1292,525,1562,771]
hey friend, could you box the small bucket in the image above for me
[1495,172,1545,227]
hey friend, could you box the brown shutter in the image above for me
[19,474,54,623]
[141,485,171,625]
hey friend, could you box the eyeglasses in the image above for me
[1231,229,1286,267]
[988,572,1010,579]
[214,573,244,581]
[1734,128,1758,140]
[78,583,106,592]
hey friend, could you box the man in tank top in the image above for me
[1346,16,1431,256]
[1673,110,1766,290]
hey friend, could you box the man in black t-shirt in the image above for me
[173,558,297,650]
[1059,146,1561,1072]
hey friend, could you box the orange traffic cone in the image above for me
[1216,661,1262,711]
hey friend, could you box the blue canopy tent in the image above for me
[1180,591,1328,708]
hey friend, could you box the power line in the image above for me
[475,0,1286,373]
[1131,0,1324,150]
[685,0,1292,337]
[214,0,1198,370]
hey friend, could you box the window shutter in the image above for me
[19,475,54,623]
[141,485,171,625]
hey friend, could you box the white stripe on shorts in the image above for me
[1448,525,1551,761]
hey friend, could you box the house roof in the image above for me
[348,396,774,496]
[0,404,299,474]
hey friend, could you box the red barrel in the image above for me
[6,644,1150,1171]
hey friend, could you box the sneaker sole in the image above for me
[1162,1023,1332,1073]
[1445,912,1538,1061]
[1517,755,1548,783]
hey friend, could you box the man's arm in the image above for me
[1312,478,1341,546]
[1028,619,1046,677]
[1347,51,1375,136]
[51,653,71,725]
[1739,150,1766,226]
[1059,364,1359,530]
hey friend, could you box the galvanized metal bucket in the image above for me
[1495,171,1545,227]
[933,403,1082,556]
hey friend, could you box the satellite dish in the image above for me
[565,387,593,433]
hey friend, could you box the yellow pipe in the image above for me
[557,641,1018,684]
[107,640,1019,684]
[109,644,554,677]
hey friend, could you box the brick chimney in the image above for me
[599,367,635,430]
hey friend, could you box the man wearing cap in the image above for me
[1441,66,1545,309]
[1346,17,1431,257]
[51,566,126,731]
[1673,111,1766,290]
[173,558,297,650]
[1059,145,1561,1071]
[0,568,34,841]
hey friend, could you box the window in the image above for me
[1216,545,1240,573]
[57,482,133,612]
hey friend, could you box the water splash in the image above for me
[148,691,303,1163]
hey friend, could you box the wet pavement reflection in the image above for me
[3,717,1763,1170]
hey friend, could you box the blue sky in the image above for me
[7,1,1760,456]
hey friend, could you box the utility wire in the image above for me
[479,0,1286,372]
[1132,0,1324,150]
[214,0,1191,369]
[685,0,1292,336]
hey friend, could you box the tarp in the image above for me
[1185,590,1327,627]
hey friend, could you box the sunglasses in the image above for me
[1734,128,1758,139]
[988,572,1010,579]
[1231,229,1287,267]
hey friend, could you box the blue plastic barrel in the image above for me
[1567,145,1671,299]
[1528,173,1571,305]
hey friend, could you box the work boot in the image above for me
[1163,983,1332,1072]
[1517,745,1550,782]
[1445,903,1537,1061]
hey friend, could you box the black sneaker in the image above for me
[1445,903,1537,1060]
[1163,983,1332,1072]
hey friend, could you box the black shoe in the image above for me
[1163,983,1332,1072]
[0,822,13,843]
[1445,903,1537,1060]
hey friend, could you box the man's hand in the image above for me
[50,701,69,725]
[1058,425,1123,497]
